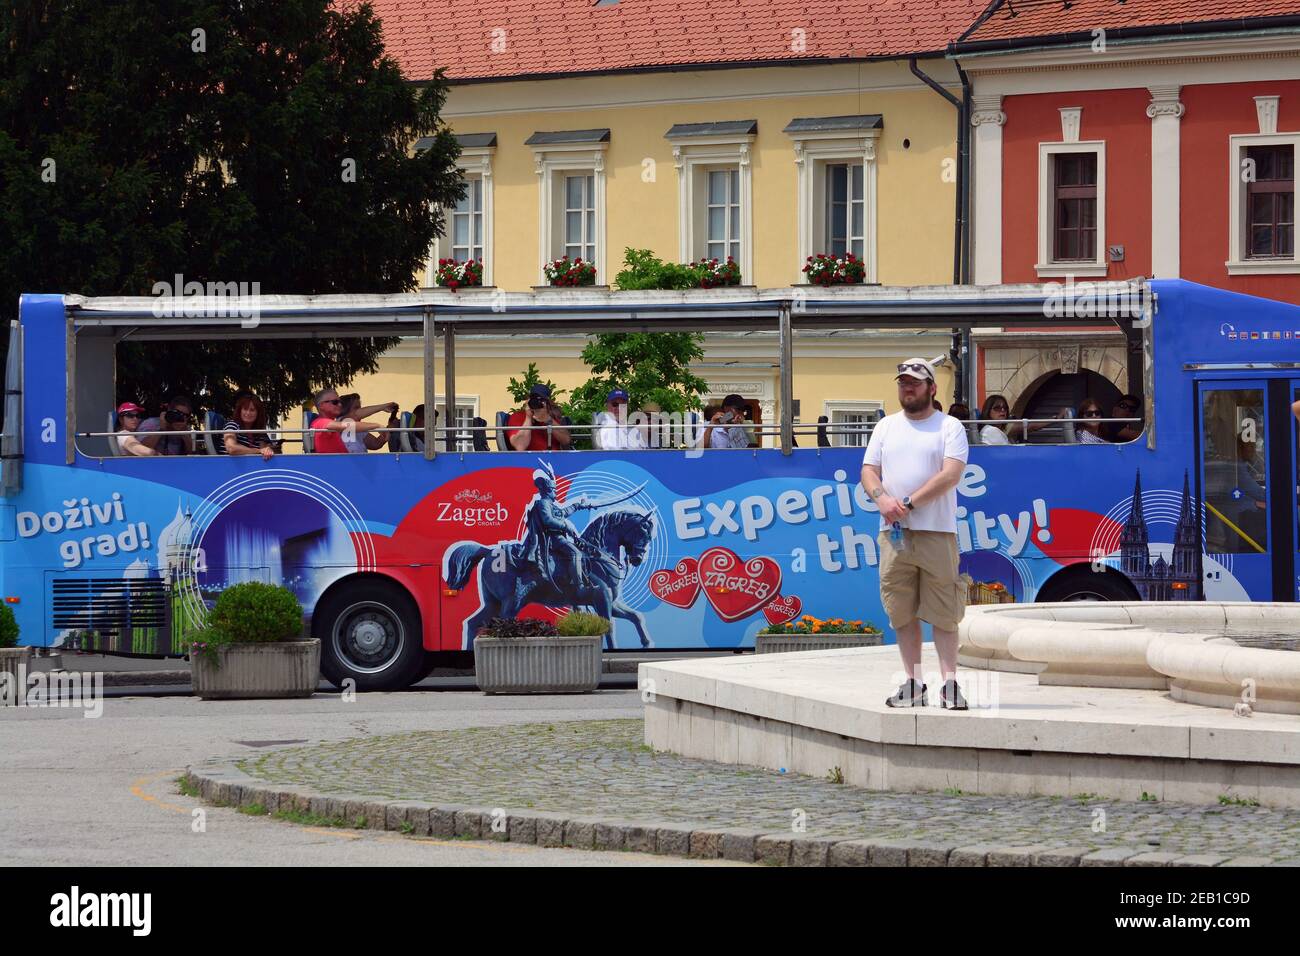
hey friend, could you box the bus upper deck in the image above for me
[2,279,1297,691]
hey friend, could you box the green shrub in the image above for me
[207,582,303,644]
[556,611,610,636]
[478,617,558,639]
[613,248,700,290]
[0,604,17,648]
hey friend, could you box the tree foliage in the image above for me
[0,0,464,421]
[566,332,710,446]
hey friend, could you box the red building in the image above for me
[952,1,1300,413]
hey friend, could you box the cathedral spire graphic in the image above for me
[1117,469,1204,601]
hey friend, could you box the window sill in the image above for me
[1034,263,1108,278]
[1225,259,1300,275]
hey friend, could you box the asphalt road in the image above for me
[0,686,733,867]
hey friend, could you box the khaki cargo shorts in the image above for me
[877,529,966,633]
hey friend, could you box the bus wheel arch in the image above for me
[1035,564,1140,603]
[313,573,425,692]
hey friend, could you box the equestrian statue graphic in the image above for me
[442,461,658,650]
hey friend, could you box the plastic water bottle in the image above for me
[890,521,908,552]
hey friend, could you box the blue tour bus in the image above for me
[0,279,1296,690]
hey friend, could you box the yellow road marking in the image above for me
[129,770,192,814]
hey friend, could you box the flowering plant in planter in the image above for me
[434,258,484,291]
[690,257,742,288]
[543,256,597,287]
[759,615,879,635]
[803,253,866,286]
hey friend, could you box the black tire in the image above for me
[1037,569,1138,603]
[314,577,425,692]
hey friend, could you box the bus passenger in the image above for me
[223,393,275,461]
[138,395,196,456]
[391,404,430,452]
[978,395,1014,445]
[310,388,386,454]
[1074,399,1108,444]
[114,402,154,456]
[594,388,647,450]
[705,394,750,449]
[339,393,395,453]
[1104,394,1142,442]
[979,394,1057,444]
[507,384,572,451]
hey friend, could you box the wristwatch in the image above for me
[902,495,915,511]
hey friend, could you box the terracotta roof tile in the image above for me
[361,0,987,81]
[957,0,1300,46]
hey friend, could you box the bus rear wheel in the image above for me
[1037,569,1138,603]
[315,579,424,692]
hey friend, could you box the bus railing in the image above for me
[76,416,1142,451]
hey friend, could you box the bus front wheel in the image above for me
[315,578,425,692]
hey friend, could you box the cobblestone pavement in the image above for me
[237,718,1300,858]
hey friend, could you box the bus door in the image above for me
[1291,378,1300,601]
[1195,379,1296,601]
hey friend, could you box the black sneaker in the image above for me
[940,679,968,711]
[885,679,927,708]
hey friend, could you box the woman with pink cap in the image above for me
[114,402,154,456]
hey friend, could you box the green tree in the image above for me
[505,363,566,406]
[567,333,710,448]
[0,0,464,422]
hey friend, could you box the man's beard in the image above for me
[900,391,932,413]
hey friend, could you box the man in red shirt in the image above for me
[506,384,572,451]
[310,387,385,454]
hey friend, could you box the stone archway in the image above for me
[984,340,1128,412]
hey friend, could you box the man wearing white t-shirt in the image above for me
[861,357,970,710]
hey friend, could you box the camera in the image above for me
[163,409,189,424]
[527,396,546,410]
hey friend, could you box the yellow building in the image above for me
[349,0,978,439]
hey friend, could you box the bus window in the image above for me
[1201,388,1268,554]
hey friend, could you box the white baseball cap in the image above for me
[895,357,936,383]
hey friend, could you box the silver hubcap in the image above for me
[332,601,404,674]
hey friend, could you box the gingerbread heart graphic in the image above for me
[762,594,802,626]
[650,557,700,609]
[698,547,783,623]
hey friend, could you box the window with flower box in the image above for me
[783,115,880,284]
[667,121,756,282]
[528,129,609,284]
[423,133,495,286]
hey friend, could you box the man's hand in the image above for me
[878,495,908,523]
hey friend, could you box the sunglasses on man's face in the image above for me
[1117,402,1138,411]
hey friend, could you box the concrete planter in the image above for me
[474,635,602,694]
[0,647,32,706]
[756,632,883,654]
[191,640,320,700]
